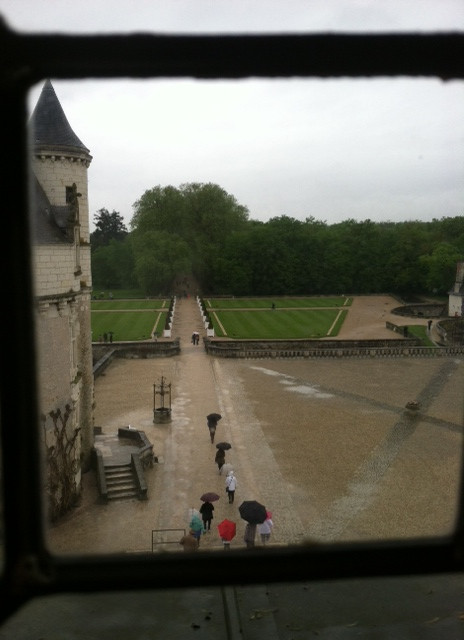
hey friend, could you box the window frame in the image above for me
[1,22,464,619]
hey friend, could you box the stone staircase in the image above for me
[104,463,138,500]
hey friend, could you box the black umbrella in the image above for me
[216,442,231,450]
[207,413,222,423]
[239,500,267,524]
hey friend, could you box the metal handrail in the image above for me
[152,529,186,552]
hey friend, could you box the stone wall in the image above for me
[385,321,409,337]
[391,303,446,318]
[203,337,464,359]
[35,292,89,519]
[33,245,81,296]
[33,155,91,244]
[93,340,181,378]
[31,135,94,517]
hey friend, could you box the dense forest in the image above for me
[90,182,464,297]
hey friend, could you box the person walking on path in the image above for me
[189,514,204,547]
[199,501,214,532]
[258,511,273,545]
[215,447,226,474]
[225,470,237,504]
[207,413,221,443]
[179,530,199,552]
[244,523,257,548]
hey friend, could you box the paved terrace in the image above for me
[24,294,464,639]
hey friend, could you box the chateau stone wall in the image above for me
[31,103,94,516]
[35,295,81,517]
[33,155,91,243]
[33,245,81,296]
[448,294,463,318]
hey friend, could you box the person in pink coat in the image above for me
[257,511,273,545]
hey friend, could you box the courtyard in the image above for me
[47,295,463,555]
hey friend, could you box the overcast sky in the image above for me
[2,1,464,230]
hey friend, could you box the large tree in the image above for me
[419,242,463,294]
[131,230,191,295]
[130,183,249,290]
[104,181,463,297]
[91,238,136,289]
[90,208,128,251]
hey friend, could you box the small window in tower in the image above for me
[65,185,73,204]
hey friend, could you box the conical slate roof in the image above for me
[30,79,90,154]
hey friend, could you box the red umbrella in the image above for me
[217,519,236,541]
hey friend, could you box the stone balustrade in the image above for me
[203,337,464,359]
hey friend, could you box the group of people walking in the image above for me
[180,411,273,551]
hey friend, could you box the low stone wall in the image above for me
[93,340,180,378]
[391,303,446,318]
[436,318,464,345]
[117,426,156,466]
[93,448,108,503]
[385,321,409,337]
[204,337,464,359]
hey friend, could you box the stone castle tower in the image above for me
[30,80,94,520]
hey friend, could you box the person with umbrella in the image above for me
[215,442,231,475]
[199,492,219,533]
[215,447,226,475]
[257,511,274,545]
[239,500,267,548]
[217,519,236,550]
[206,413,221,443]
[225,470,237,504]
[199,501,214,532]
[243,523,257,548]
[189,513,204,547]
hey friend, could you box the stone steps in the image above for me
[105,464,138,500]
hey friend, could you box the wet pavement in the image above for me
[3,295,463,638]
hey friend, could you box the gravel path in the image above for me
[48,296,462,554]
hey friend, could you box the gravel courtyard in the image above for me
[48,296,463,554]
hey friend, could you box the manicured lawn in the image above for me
[205,296,351,309]
[91,311,166,342]
[91,295,351,341]
[91,299,169,310]
[210,309,347,339]
[407,325,435,346]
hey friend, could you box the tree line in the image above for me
[90,182,464,297]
